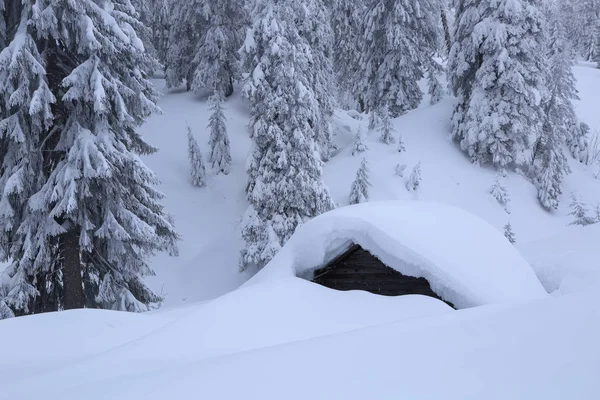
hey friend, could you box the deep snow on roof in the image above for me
[248,201,547,308]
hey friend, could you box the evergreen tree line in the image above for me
[2,0,598,318]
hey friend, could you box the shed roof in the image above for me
[245,201,547,309]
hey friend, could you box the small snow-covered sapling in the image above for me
[187,125,207,187]
[568,193,596,226]
[504,223,516,244]
[351,124,368,156]
[395,163,407,177]
[406,162,422,191]
[349,157,371,205]
[489,171,510,213]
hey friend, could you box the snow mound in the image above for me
[519,224,600,295]
[248,201,547,308]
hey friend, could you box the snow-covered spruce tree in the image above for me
[187,126,207,186]
[427,62,445,105]
[349,158,371,205]
[356,0,441,117]
[351,124,368,156]
[576,0,600,61]
[449,0,546,168]
[239,0,334,270]
[191,0,245,97]
[378,105,395,145]
[165,0,203,90]
[406,162,422,192]
[167,0,245,96]
[533,13,584,210]
[0,2,56,315]
[329,0,366,108]
[207,93,232,175]
[504,223,516,244]
[4,0,179,314]
[368,109,378,131]
[149,0,171,67]
[489,172,510,213]
[295,0,337,161]
[126,0,160,74]
[568,194,596,226]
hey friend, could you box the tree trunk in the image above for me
[61,228,85,310]
[441,9,452,54]
[224,76,234,98]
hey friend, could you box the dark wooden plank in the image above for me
[311,244,455,309]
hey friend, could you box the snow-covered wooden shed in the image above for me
[246,201,547,309]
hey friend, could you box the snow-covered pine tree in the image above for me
[0,0,179,316]
[127,0,160,74]
[406,162,422,192]
[0,295,14,319]
[489,172,510,212]
[576,0,600,61]
[150,0,171,66]
[349,158,371,205]
[533,13,574,211]
[504,223,516,244]
[427,62,445,105]
[378,105,396,145]
[440,0,452,54]
[0,1,56,315]
[356,0,441,117]
[330,0,366,108]
[0,0,6,49]
[187,125,207,186]
[568,194,596,226]
[294,0,336,161]
[368,109,379,131]
[449,0,546,168]
[207,93,232,175]
[167,0,245,96]
[191,0,245,97]
[351,124,368,156]
[165,0,203,90]
[239,0,334,270]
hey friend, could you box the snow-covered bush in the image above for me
[504,223,516,244]
[187,126,207,187]
[568,194,596,226]
[395,164,407,177]
[406,162,422,192]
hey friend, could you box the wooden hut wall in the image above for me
[312,245,452,307]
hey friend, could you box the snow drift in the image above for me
[248,201,547,308]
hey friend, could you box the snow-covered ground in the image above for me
[1,64,600,399]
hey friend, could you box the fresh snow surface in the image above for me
[1,278,599,400]
[519,223,600,296]
[248,200,547,309]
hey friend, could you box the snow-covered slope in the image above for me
[249,201,547,308]
[1,277,599,400]
[141,64,600,307]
